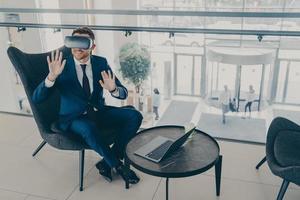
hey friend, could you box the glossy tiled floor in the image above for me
[0,113,299,200]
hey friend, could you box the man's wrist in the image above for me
[47,73,57,82]
[109,87,118,93]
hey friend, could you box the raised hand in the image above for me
[99,70,116,92]
[47,49,66,82]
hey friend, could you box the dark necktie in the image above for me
[81,64,94,115]
[80,64,91,97]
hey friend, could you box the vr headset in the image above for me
[64,36,94,49]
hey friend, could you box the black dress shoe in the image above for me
[116,164,140,184]
[95,159,112,182]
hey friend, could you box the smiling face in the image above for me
[71,33,95,62]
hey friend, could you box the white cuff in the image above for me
[111,87,120,97]
[45,77,55,88]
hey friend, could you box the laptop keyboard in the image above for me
[146,140,173,160]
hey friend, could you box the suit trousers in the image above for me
[69,105,143,168]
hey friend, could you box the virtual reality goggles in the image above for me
[64,36,94,50]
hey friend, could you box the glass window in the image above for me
[245,0,284,9]
[217,63,237,95]
[207,62,237,98]
[194,56,202,96]
[262,64,271,100]
[243,18,281,31]
[286,0,300,9]
[36,0,63,51]
[240,65,263,101]
[174,0,204,8]
[176,55,194,94]
[276,61,288,102]
[279,49,300,59]
[206,0,243,9]
[281,19,300,32]
[151,51,174,96]
[285,61,300,104]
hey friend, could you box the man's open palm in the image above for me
[47,49,66,81]
[99,70,116,92]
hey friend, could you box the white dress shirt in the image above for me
[219,90,231,105]
[152,93,160,107]
[246,91,256,102]
[73,57,94,92]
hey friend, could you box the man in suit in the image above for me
[32,27,142,184]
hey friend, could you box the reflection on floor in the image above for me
[0,113,299,200]
[198,113,266,143]
[156,100,198,126]
[153,97,300,144]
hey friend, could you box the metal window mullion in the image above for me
[216,62,220,92]
[191,55,195,95]
[258,64,266,111]
[174,53,178,95]
[200,46,206,97]
[282,61,291,103]
[237,65,242,110]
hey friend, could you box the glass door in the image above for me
[175,54,202,96]
[207,62,266,110]
[238,65,263,111]
[207,62,237,99]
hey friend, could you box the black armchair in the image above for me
[265,117,300,200]
[7,46,117,191]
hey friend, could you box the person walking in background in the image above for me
[153,88,160,120]
[219,85,231,124]
[243,85,255,119]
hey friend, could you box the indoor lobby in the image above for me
[0,0,300,200]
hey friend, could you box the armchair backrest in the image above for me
[267,117,300,167]
[7,46,71,135]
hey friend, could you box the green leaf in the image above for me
[119,42,150,87]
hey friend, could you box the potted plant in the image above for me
[119,42,150,110]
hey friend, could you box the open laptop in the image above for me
[134,124,196,163]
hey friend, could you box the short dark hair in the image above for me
[72,27,95,40]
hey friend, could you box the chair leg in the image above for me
[276,180,290,200]
[79,149,85,191]
[32,140,47,157]
[255,156,266,170]
[215,155,222,196]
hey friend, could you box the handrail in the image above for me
[0,8,300,18]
